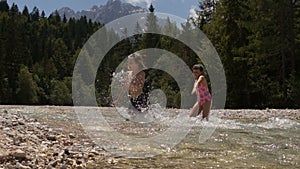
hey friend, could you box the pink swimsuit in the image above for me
[196,83,211,106]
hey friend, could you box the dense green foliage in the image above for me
[0,2,102,105]
[193,0,300,108]
[0,1,299,108]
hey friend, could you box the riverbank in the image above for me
[0,108,113,169]
[1,106,299,120]
[0,106,299,168]
[218,109,300,121]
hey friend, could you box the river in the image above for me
[2,106,299,169]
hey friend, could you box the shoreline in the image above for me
[0,105,299,120]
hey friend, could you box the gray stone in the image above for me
[11,149,27,159]
[69,133,76,139]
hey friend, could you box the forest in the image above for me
[0,0,299,109]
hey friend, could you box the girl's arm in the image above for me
[196,75,204,85]
[191,81,197,94]
[191,76,204,94]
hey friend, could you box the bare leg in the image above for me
[189,102,199,117]
[197,105,203,116]
[202,101,212,120]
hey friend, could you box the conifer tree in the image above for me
[17,66,39,104]
[140,4,161,51]
[30,6,39,21]
[0,0,9,12]
[191,0,217,30]
[132,21,143,49]
[204,0,252,108]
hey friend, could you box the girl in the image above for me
[113,53,150,112]
[189,64,212,120]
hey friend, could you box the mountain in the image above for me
[56,0,147,24]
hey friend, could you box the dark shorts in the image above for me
[129,93,149,112]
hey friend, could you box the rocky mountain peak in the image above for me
[57,0,147,24]
[106,0,122,6]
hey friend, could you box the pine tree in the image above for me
[162,17,180,38]
[191,0,217,29]
[288,0,300,107]
[22,6,30,21]
[178,21,198,68]
[9,3,19,16]
[0,26,9,103]
[132,21,143,49]
[0,3,106,105]
[145,4,160,33]
[204,0,252,108]
[140,4,161,66]
[51,38,70,79]
[49,79,72,105]
[41,11,45,18]
[30,6,39,21]
[243,0,296,107]
[0,0,9,12]
[63,14,67,23]
[294,0,300,76]
[17,66,39,104]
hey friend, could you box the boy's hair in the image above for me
[192,64,204,71]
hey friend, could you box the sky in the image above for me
[7,0,200,20]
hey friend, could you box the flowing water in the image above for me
[2,106,300,168]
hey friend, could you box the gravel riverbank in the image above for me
[217,109,300,120]
[0,108,112,169]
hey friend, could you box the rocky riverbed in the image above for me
[0,108,114,169]
[0,106,299,168]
